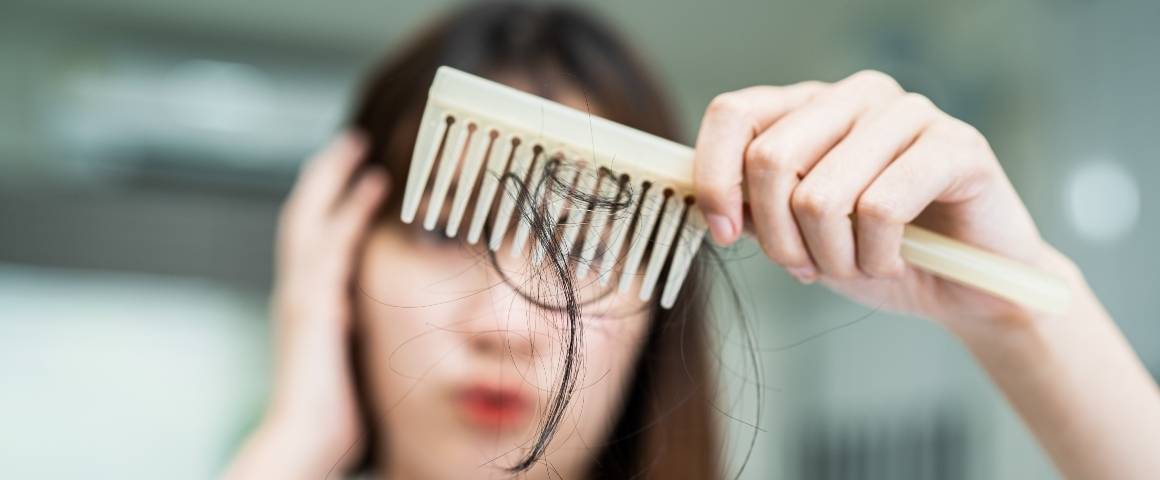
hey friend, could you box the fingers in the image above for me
[290,132,368,218]
[332,168,390,252]
[693,82,826,245]
[854,117,994,277]
[711,70,983,284]
[277,132,390,282]
[744,70,904,278]
[792,92,938,278]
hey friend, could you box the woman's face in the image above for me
[353,89,654,479]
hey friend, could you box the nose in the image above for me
[450,250,584,363]
[459,290,551,361]
[466,325,540,360]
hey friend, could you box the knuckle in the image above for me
[898,92,936,113]
[855,195,905,225]
[797,80,828,90]
[791,185,841,218]
[849,69,903,93]
[922,118,1001,182]
[744,138,795,175]
[707,91,747,118]
[957,121,989,150]
[937,117,990,151]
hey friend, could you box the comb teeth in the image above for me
[553,166,599,265]
[573,170,617,279]
[465,134,514,244]
[509,150,552,258]
[444,127,492,237]
[597,176,638,287]
[401,67,708,309]
[616,186,664,295]
[529,163,577,265]
[486,141,535,251]
[422,120,471,231]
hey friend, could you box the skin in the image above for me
[229,70,1160,480]
[693,70,1160,479]
[354,217,652,479]
[228,96,653,478]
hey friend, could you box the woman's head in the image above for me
[348,3,719,478]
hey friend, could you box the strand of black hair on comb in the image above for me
[487,156,589,473]
[459,148,686,473]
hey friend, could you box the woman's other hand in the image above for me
[692,70,1068,328]
[227,132,388,479]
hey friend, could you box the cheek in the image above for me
[353,223,659,466]
[357,301,457,379]
[353,228,475,416]
[557,310,653,438]
[588,314,650,380]
[356,243,443,376]
[354,276,481,473]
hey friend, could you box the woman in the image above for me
[228,3,1160,479]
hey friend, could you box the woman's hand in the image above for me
[692,70,1064,328]
[227,133,388,479]
[694,70,1160,479]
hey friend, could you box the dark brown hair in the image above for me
[348,3,721,478]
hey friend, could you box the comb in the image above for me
[400,66,1070,313]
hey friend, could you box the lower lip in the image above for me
[458,390,530,431]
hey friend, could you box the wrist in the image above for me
[948,243,1090,347]
[251,412,359,476]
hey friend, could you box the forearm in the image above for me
[224,311,363,480]
[954,248,1160,479]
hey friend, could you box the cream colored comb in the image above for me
[401,66,1070,313]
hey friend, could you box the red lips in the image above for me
[457,384,532,431]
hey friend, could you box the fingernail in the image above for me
[788,265,817,283]
[705,213,735,246]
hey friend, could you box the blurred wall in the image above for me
[1,0,1157,478]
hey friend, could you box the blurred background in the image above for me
[1,0,1157,478]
